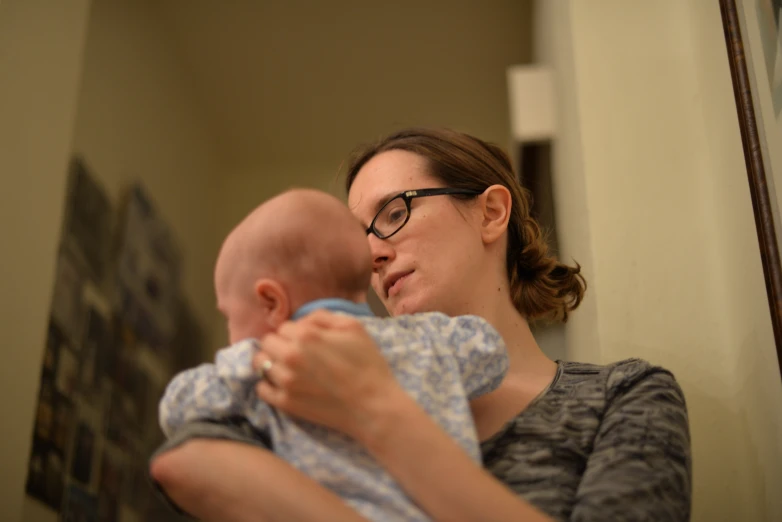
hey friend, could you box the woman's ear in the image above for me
[255,279,291,329]
[480,184,512,245]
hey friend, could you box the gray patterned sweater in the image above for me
[481,358,691,522]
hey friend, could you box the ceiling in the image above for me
[157,0,533,170]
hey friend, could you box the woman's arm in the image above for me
[358,383,554,522]
[362,368,690,522]
[150,438,370,522]
[259,312,691,521]
[570,364,691,521]
[256,311,554,522]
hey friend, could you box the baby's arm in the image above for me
[159,339,268,438]
[442,315,509,399]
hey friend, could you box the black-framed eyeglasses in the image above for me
[366,187,482,239]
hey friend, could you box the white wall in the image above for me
[0,0,222,520]
[531,2,601,364]
[535,1,782,520]
[0,2,91,520]
[739,0,782,248]
[687,4,782,520]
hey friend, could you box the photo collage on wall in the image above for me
[25,157,201,522]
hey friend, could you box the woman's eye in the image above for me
[388,208,406,223]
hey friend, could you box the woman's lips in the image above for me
[387,272,412,298]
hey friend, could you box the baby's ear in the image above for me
[255,278,290,329]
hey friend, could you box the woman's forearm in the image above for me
[359,387,553,522]
[150,439,368,522]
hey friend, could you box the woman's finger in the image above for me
[252,350,276,378]
[300,309,360,330]
[253,347,296,388]
[300,309,337,327]
[256,379,285,408]
[275,319,301,339]
[259,329,298,360]
[259,332,282,358]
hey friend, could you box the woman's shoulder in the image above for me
[558,356,673,376]
[482,358,690,510]
[485,358,686,448]
[482,357,690,519]
[555,357,685,406]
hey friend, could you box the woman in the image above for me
[152,128,691,521]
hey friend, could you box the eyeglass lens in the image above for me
[374,197,409,237]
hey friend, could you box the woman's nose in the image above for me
[368,233,394,270]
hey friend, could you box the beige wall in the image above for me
[158,0,533,173]
[3,2,532,516]
[0,0,221,520]
[11,1,782,520]
[0,2,91,520]
[69,0,221,327]
[535,1,782,520]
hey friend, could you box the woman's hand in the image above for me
[254,309,405,443]
[254,310,554,522]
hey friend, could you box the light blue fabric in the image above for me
[159,302,508,522]
[291,298,374,320]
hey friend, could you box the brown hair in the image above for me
[345,127,585,322]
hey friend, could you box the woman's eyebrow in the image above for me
[353,190,404,227]
[373,190,403,213]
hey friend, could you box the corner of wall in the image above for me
[532,0,602,363]
[0,1,92,520]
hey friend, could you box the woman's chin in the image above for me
[387,294,431,317]
[387,297,411,316]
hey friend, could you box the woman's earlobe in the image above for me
[481,185,512,243]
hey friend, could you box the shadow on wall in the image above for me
[368,288,389,318]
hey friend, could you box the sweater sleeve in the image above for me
[570,361,692,522]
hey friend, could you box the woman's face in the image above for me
[348,149,487,316]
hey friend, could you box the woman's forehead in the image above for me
[348,150,432,211]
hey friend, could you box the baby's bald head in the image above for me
[215,188,371,337]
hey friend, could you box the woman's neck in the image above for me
[466,286,550,364]
[493,301,556,373]
[467,294,559,440]
[449,261,557,377]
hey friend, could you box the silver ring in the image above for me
[257,359,273,380]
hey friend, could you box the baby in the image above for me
[157,188,508,522]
